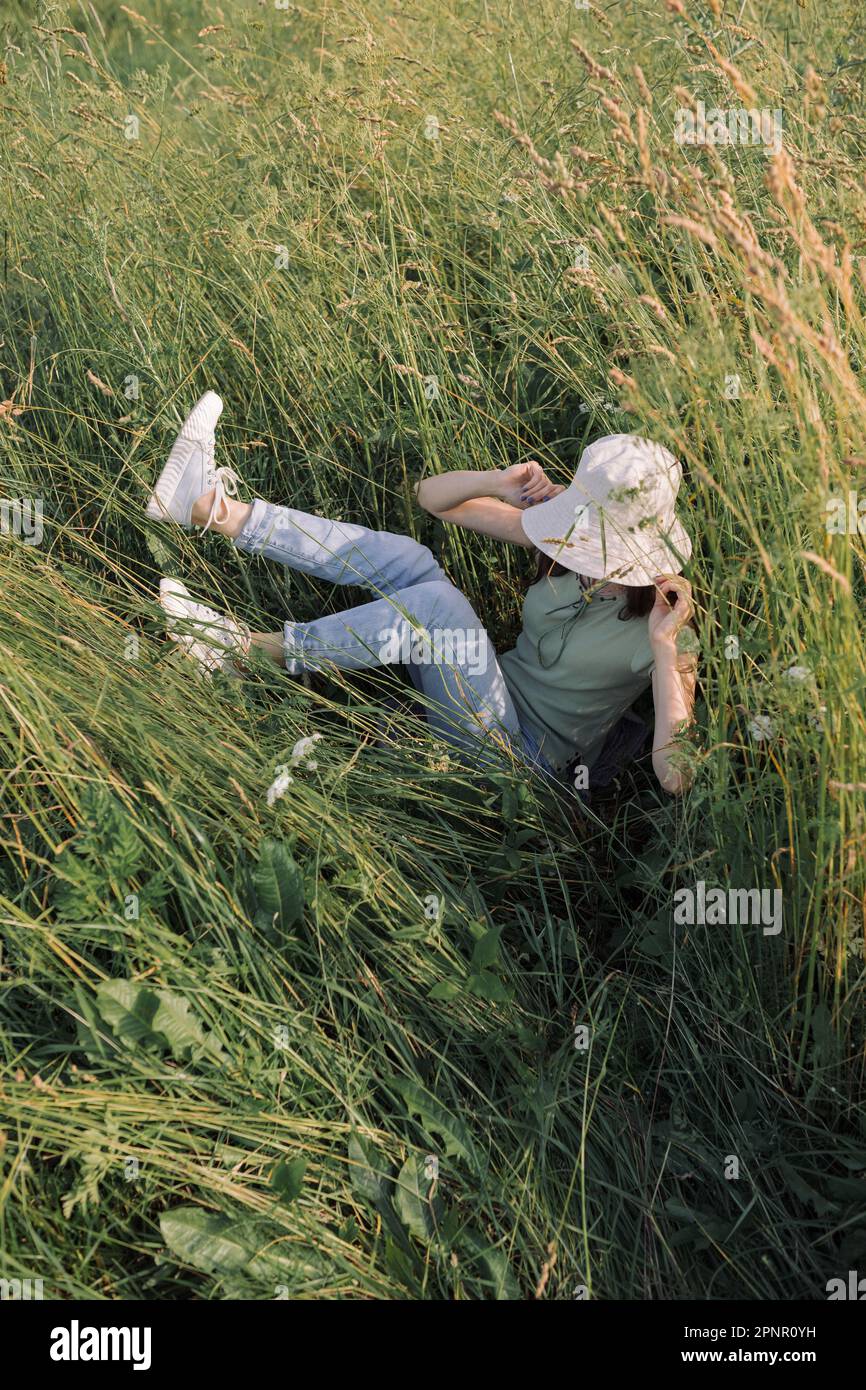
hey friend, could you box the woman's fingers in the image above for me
[516,459,567,505]
[517,461,542,500]
[654,573,692,599]
[653,573,694,628]
[521,466,561,503]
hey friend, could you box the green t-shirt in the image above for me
[499,570,655,773]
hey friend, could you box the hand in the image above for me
[647,574,695,652]
[497,460,565,509]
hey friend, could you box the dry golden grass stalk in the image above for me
[804,64,827,121]
[635,108,653,186]
[633,64,653,107]
[601,96,635,147]
[85,370,113,396]
[609,366,636,391]
[570,40,618,86]
[638,295,669,321]
[663,214,719,251]
[800,552,852,595]
[703,40,758,107]
[494,112,585,196]
[598,203,627,242]
[534,1241,557,1299]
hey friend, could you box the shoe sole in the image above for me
[145,392,223,523]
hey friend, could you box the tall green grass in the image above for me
[0,0,865,1299]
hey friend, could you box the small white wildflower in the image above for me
[290,733,323,770]
[423,1154,439,1182]
[266,764,293,806]
[747,716,775,743]
[783,665,812,682]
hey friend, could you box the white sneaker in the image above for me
[159,577,251,677]
[146,392,243,531]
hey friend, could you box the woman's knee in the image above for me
[406,577,469,616]
[404,579,488,651]
[406,539,446,585]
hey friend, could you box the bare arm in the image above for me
[648,576,698,796]
[415,462,563,546]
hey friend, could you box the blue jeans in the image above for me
[234,499,557,776]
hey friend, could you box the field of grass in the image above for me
[1,0,865,1300]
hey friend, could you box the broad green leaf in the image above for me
[246,1241,330,1284]
[383,1235,423,1294]
[95,980,226,1063]
[270,1157,306,1205]
[476,1245,520,1300]
[160,1209,252,1274]
[73,981,117,1062]
[470,926,503,972]
[348,1131,389,1207]
[428,979,461,1001]
[461,1229,521,1300]
[392,1078,477,1166]
[253,837,304,934]
[394,1154,440,1243]
[466,970,512,1003]
[161,1208,329,1286]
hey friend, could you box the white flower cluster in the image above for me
[266,734,324,806]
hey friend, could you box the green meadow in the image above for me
[0,0,864,1299]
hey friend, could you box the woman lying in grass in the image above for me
[146,393,697,796]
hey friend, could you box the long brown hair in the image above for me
[531,550,656,620]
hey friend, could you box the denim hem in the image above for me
[282,620,304,674]
[234,498,274,554]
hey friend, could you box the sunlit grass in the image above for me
[0,0,864,1299]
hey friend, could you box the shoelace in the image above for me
[169,602,251,658]
[202,458,243,533]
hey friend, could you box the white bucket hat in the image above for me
[519,433,692,586]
